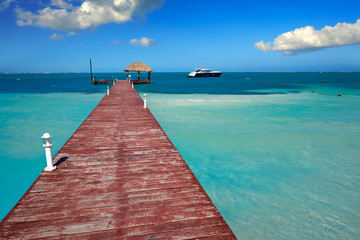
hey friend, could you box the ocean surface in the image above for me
[1,72,360,239]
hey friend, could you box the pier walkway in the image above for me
[0,81,236,239]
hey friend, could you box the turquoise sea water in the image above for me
[1,72,360,239]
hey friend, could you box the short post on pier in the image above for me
[42,133,56,171]
[107,86,110,95]
[132,82,134,88]
[143,94,147,108]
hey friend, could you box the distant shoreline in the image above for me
[1,71,359,74]
[0,72,86,75]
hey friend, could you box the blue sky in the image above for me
[0,0,359,72]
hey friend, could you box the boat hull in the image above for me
[188,72,222,78]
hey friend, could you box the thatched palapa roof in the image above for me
[124,62,153,72]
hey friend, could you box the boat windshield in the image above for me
[196,68,211,72]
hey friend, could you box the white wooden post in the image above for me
[42,133,56,171]
[143,94,147,108]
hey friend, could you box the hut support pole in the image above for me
[138,71,140,81]
[148,72,151,83]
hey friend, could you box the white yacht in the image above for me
[187,68,222,77]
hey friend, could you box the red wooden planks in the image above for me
[0,81,236,239]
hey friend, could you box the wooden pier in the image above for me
[92,77,117,85]
[0,81,236,239]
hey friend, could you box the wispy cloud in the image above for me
[130,37,156,47]
[49,32,75,40]
[0,0,15,11]
[255,19,360,55]
[15,0,163,32]
[49,33,65,40]
[51,0,75,9]
[109,40,120,46]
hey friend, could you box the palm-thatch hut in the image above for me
[124,62,153,84]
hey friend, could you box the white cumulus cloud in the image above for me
[255,19,360,55]
[130,37,156,47]
[15,0,163,33]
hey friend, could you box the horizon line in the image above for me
[1,71,360,74]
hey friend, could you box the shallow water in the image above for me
[1,72,359,239]
[142,91,360,239]
[0,92,103,220]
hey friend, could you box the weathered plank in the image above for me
[0,81,236,239]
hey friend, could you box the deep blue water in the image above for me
[2,72,359,94]
[1,72,360,239]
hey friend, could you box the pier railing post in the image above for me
[132,82,134,88]
[143,94,147,108]
[107,86,110,95]
[42,133,56,171]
